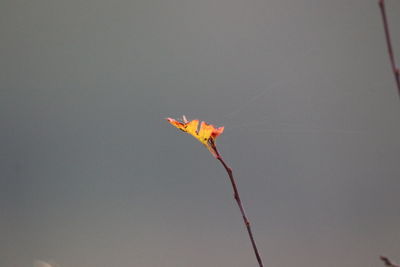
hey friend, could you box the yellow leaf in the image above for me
[166,116,224,157]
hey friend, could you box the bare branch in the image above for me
[213,143,264,267]
[378,0,400,97]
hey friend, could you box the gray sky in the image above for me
[1,0,400,266]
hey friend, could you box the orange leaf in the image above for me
[166,116,224,157]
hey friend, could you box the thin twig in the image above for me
[212,143,264,267]
[378,0,400,97]
[380,256,400,267]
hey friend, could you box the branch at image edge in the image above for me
[381,256,400,267]
[378,0,400,97]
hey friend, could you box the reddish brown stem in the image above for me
[380,256,400,267]
[378,0,400,97]
[212,144,264,267]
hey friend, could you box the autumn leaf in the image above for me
[166,115,224,157]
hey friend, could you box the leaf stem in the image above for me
[378,0,400,97]
[212,143,264,267]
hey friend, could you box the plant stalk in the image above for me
[212,143,264,267]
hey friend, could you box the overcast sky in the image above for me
[1,0,400,266]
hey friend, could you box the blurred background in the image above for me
[1,0,400,266]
